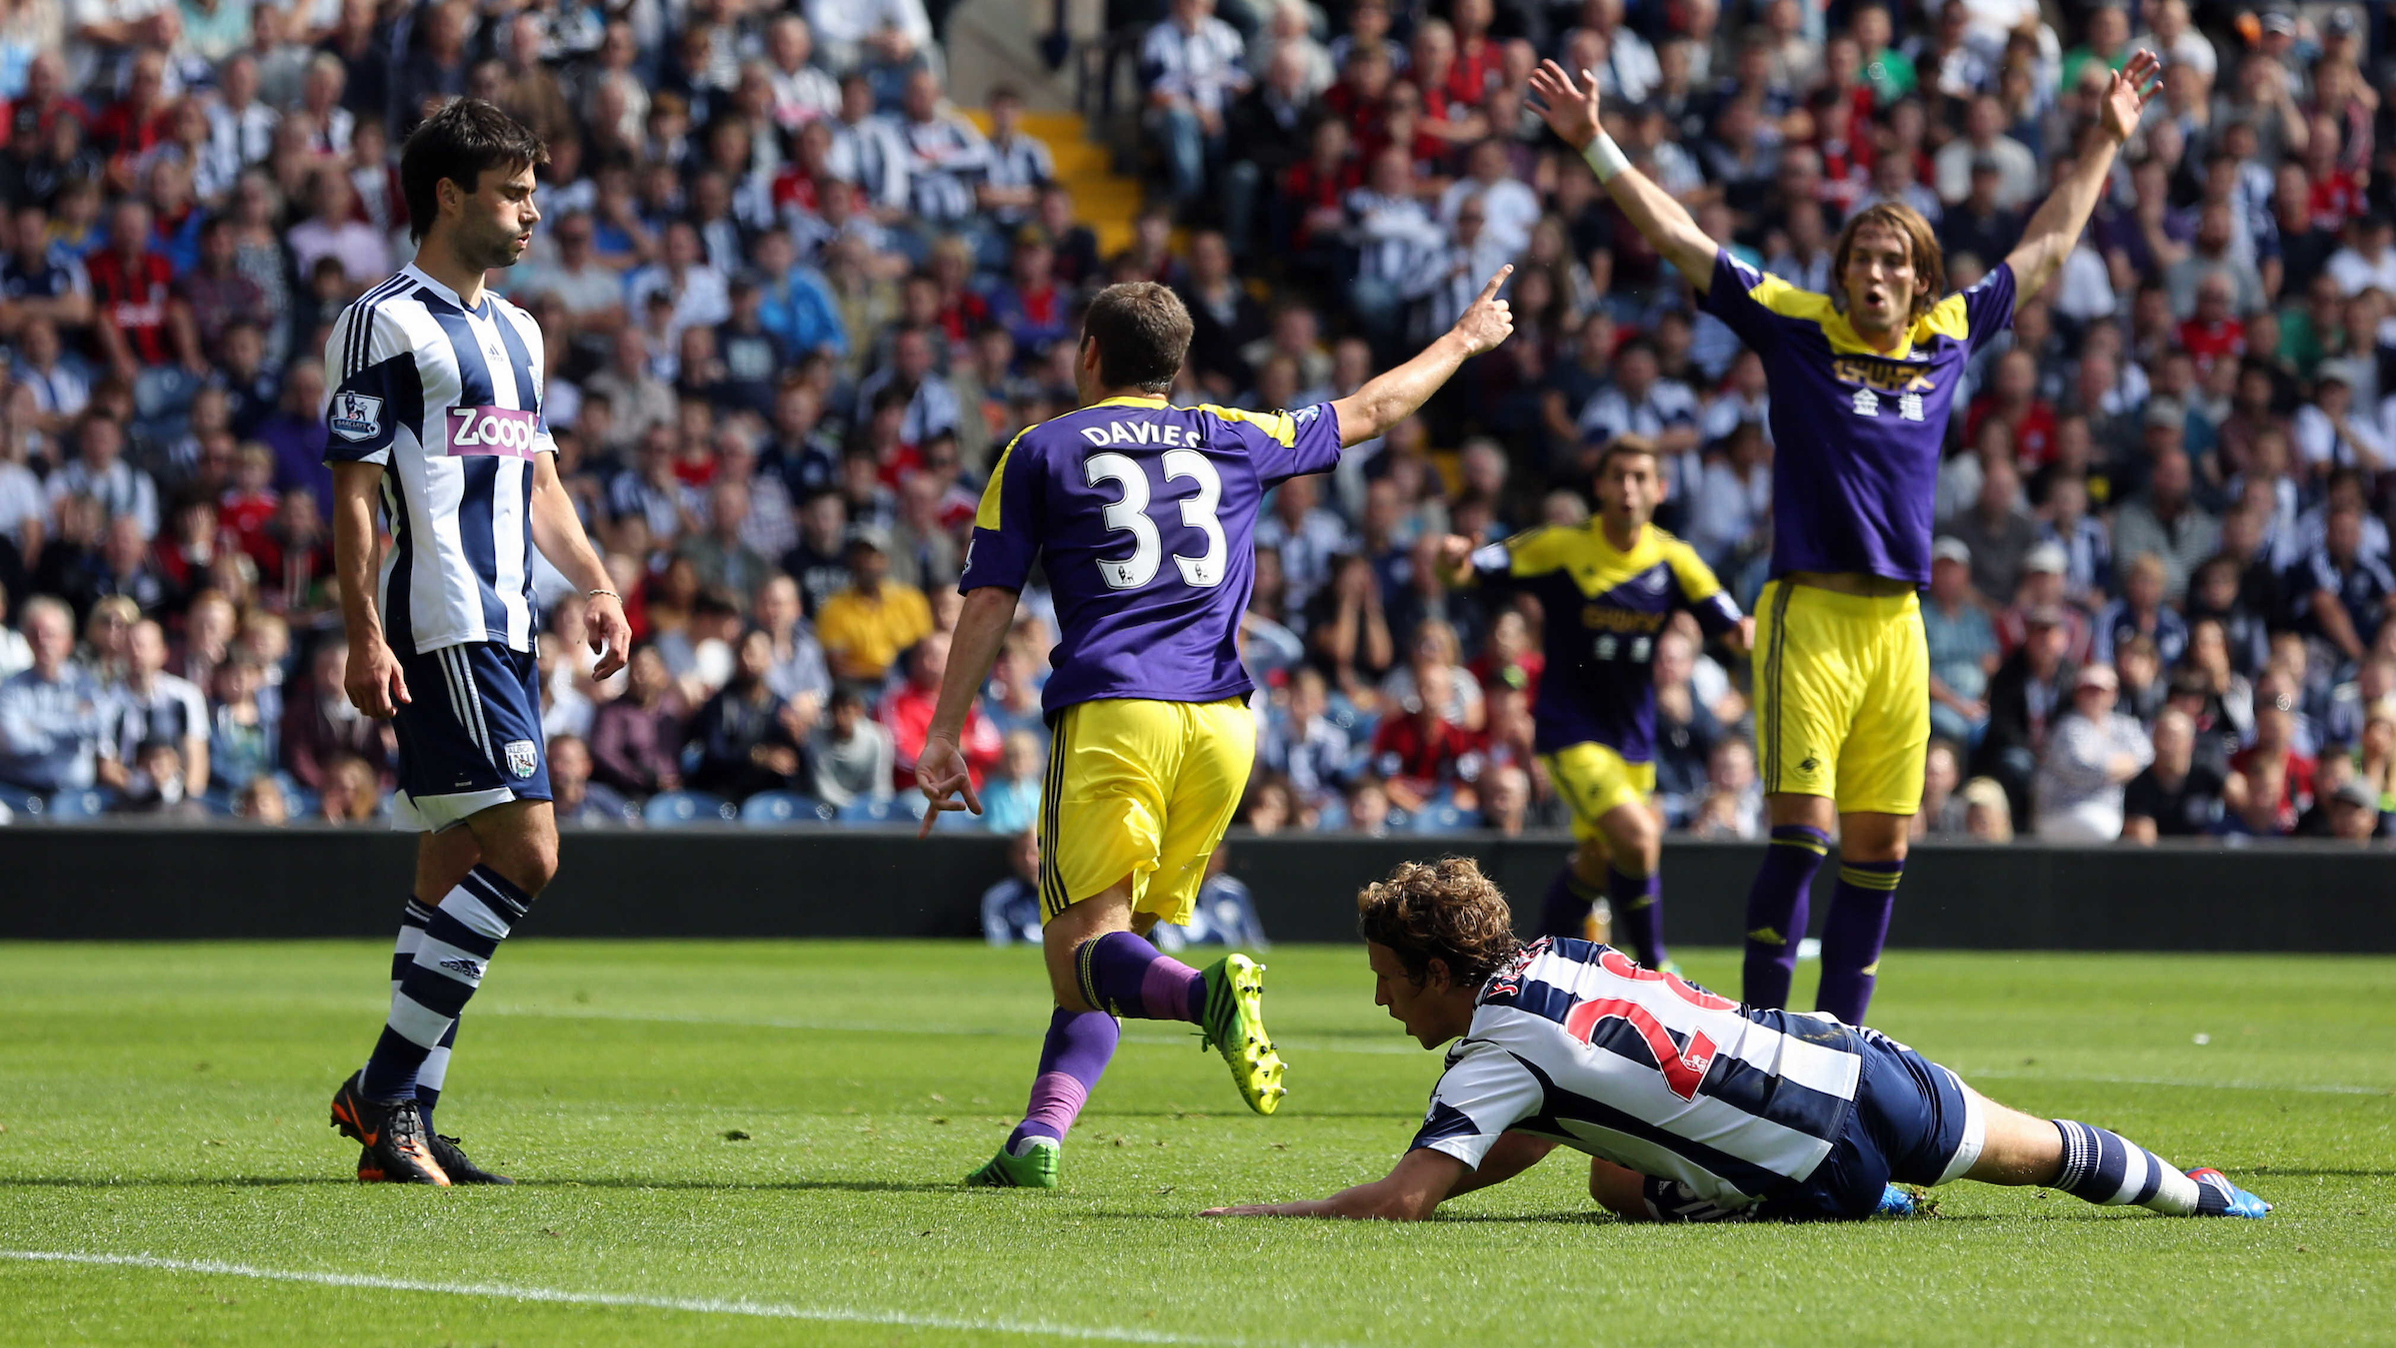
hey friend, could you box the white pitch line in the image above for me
[0,1250,1354,1348]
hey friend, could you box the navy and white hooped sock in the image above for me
[378,896,460,1131]
[2051,1119,2203,1215]
[359,866,533,1103]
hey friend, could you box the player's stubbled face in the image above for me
[465,162,542,270]
[1841,223,1917,339]
[1597,454,1658,530]
[1368,941,1452,1048]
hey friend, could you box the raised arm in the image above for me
[1528,62,1720,293]
[2006,51,2162,303]
[1328,267,1515,447]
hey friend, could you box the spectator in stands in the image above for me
[1943,456,2038,605]
[317,751,383,825]
[45,412,155,542]
[2110,449,2218,601]
[205,652,273,795]
[2286,499,2396,667]
[685,627,806,802]
[0,594,101,796]
[2034,665,2152,842]
[2122,707,2226,843]
[1980,606,2077,826]
[2093,552,2191,668]
[98,617,206,798]
[1915,739,1969,838]
[548,733,631,828]
[1687,738,1763,839]
[280,637,392,792]
[2226,675,2315,837]
[589,643,685,801]
[816,525,931,690]
[1924,537,1997,745]
[883,628,997,793]
[981,829,1043,945]
[808,686,894,810]
[1369,662,1477,812]
[1142,0,1249,211]
[978,729,1045,837]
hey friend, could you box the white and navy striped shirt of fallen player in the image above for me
[322,97,631,1187]
[1201,858,2269,1224]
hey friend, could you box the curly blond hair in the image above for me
[1356,856,1523,988]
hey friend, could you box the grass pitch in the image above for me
[0,939,2390,1348]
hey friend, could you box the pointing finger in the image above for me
[1477,264,1514,303]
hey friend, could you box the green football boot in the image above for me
[1198,953,1286,1116]
[964,1135,1061,1188]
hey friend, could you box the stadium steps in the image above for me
[960,107,1143,258]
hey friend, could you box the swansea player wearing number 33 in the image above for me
[1202,858,2269,1224]
[319,100,630,1187]
[1527,54,2165,1027]
[917,271,1518,1188]
[1436,436,1751,971]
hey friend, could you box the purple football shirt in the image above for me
[1701,251,2017,587]
[961,395,1344,715]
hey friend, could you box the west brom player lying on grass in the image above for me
[322,98,630,1186]
[916,271,1516,1189]
[1203,858,2269,1224]
[1435,436,1750,969]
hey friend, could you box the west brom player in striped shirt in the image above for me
[323,99,630,1186]
[1204,858,2268,1224]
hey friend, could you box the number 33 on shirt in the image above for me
[959,397,1345,712]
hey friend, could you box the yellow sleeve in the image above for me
[1661,538,1726,604]
[1502,527,1573,578]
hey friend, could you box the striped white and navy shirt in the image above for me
[1411,938,1863,1213]
[323,264,556,655]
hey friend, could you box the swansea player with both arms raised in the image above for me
[1202,858,2269,1225]
[916,270,1517,1189]
[1525,54,2164,1026]
[321,98,630,1186]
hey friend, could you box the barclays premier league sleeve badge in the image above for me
[329,391,384,442]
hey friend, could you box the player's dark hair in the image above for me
[1081,282,1192,394]
[400,97,548,243]
[1357,857,1524,990]
[1830,200,1946,323]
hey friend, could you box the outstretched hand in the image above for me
[1451,265,1515,356]
[2100,50,2164,145]
[1526,61,1603,150]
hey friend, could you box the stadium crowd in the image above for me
[0,0,2389,845]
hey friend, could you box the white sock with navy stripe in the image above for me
[2052,1119,2203,1215]
[371,896,459,1130]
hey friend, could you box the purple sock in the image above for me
[1537,866,1602,939]
[1815,860,1902,1025]
[1006,1007,1121,1151]
[1610,868,1665,967]
[1742,824,1830,1010]
[1075,930,1205,1022]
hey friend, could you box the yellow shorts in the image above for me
[1539,742,1655,843]
[1752,579,1929,816]
[1039,697,1255,927]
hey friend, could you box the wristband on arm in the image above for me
[1582,134,1630,183]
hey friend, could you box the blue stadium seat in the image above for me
[740,791,830,826]
[1407,801,1470,834]
[836,797,902,824]
[45,789,112,820]
[644,790,734,826]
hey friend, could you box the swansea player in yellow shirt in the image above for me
[1437,437,1749,970]
[1528,52,2160,1023]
